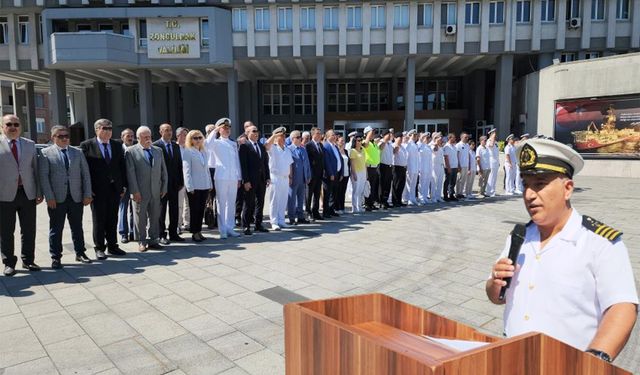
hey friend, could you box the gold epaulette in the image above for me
[582,215,623,242]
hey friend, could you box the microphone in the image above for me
[499,224,527,301]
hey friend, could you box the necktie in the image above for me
[166,143,173,158]
[102,143,111,164]
[254,142,260,157]
[316,142,320,153]
[61,149,69,171]
[11,140,22,185]
[145,148,154,166]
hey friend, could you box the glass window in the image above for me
[418,4,433,27]
[262,83,291,115]
[328,83,357,112]
[424,79,459,110]
[516,1,531,22]
[294,83,316,115]
[300,7,316,30]
[201,18,209,47]
[371,5,386,28]
[98,24,113,33]
[541,0,555,21]
[35,94,45,108]
[324,7,339,30]
[121,24,131,36]
[566,0,580,20]
[394,4,409,28]
[591,0,605,20]
[3,17,14,43]
[347,6,362,29]
[616,0,629,19]
[358,82,389,111]
[18,15,29,44]
[278,7,292,31]
[465,2,481,24]
[138,19,147,48]
[560,53,577,62]
[76,24,92,32]
[232,8,247,31]
[441,3,457,25]
[255,7,270,31]
[585,52,601,59]
[36,118,45,134]
[489,1,505,23]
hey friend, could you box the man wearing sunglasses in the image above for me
[80,119,128,260]
[0,114,43,276]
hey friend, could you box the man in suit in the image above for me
[0,114,43,276]
[80,119,127,260]
[126,126,167,252]
[239,123,270,235]
[39,125,93,269]
[153,123,184,244]
[305,127,324,221]
[118,128,136,243]
[322,130,343,219]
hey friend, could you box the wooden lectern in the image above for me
[284,293,631,374]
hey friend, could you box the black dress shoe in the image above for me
[75,253,92,264]
[289,220,297,226]
[313,215,324,221]
[169,235,185,242]
[297,219,310,224]
[129,233,135,241]
[192,234,204,242]
[51,259,63,269]
[3,266,16,276]
[120,236,129,244]
[107,247,127,256]
[243,228,252,235]
[147,243,163,250]
[255,226,269,233]
[95,250,107,260]
[159,238,171,245]
[22,262,41,272]
[371,206,379,210]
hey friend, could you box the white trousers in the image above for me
[403,172,419,204]
[432,167,445,200]
[178,187,190,227]
[515,165,523,192]
[455,167,469,195]
[505,163,516,193]
[487,164,499,196]
[269,175,289,226]
[464,169,476,196]
[351,171,366,213]
[418,168,433,202]
[215,179,238,235]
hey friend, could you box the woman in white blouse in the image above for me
[182,130,212,242]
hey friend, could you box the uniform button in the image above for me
[535,255,541,260]
[529,284,535,290]
[524,315,530,321]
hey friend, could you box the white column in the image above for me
[409,2,418,54]
[12,82,25,124]
[385,2,394,55]
[247,6,256,58]
[25,81,37,140]
[137,69,153,127]
[456,0,466,53]
[8,14,18,70]
[338,3,347,56]
[606,0,617,48]
[404,57,416,131]
[632,0,640,48]
[581,0,592,49]
[480,0,490,53]
[556,0,566,50]
[494,55,513,140]
[50,70,68,125]
[315,4,323,56]
[503,0,512,51]
[28,13,39,69]
[316,60,325,130]
[362,3,371,55]
[293,4,301,57]
[531,0,542,50]
[433,0,442,54]
[270,5,278,57]
[227,68,239,136]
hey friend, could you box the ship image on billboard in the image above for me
[554,95,640,157]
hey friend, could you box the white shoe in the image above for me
[505,192,514,196]
[272,225,281,231]
[227,230,240,237]
[279,223,290,228]
[514,190,523,195]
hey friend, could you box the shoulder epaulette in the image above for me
[582,215,623,242]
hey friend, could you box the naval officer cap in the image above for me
[348,131,358,138]
[506,134,515,141]
[487,128,496,135]
[516,138,584,178]
[407,129,417,136]
[520,133,530,139]
[215,117,231,127]
[273,126,287,135]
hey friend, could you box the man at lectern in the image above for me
[486,138,638,363]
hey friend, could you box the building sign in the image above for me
[554,95,640,158]
[147,18,200,59]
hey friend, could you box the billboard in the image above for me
[147,18,201,59]
[554,95,640,157]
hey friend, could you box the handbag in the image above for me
[204,195,217,229]
[363,180,371,198]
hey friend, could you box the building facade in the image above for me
[0,0,639,141]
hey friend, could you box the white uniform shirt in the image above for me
[418,143,433,173]
[207,134,241,180]
[487,139,500,167]
[504,143,517,166]
[468,148,476,172]
[268,145,294,177]
[380,141,394,165]
[499,209,638,350]
[476,145,491,170]
[431,145,444,171]
[204,131,218,169]
[404,141,419,174]
[393,143,408,167]
[443,143,459,168]
[455,141,470,169]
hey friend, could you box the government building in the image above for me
[0,0,639,141]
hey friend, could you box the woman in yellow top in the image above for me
[349,134,367,213]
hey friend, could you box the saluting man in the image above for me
[486,138,638,362]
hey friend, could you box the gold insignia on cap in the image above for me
[519,143,537,170]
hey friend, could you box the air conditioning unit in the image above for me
[445,24,457,35]
[569,17,581,29]
[476,120,487,128]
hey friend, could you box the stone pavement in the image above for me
[0,175,638,375]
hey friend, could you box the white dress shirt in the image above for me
[443,143,459,168]
[476,145,491,170]
[268,145,294,177]
[380,141,394,165]
[456,141,470,169]
[206,133,241,180]
[393,144,408,167]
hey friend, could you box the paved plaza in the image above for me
[0,175,638,375]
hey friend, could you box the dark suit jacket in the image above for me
[153,139,184,192]
[323,142,343,179]
[239,141,270,186]
[79,137,127,196]
[305,141,324,179]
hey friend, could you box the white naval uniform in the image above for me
[486,139,500,196]
[455,141,471,196]
[504,143,516,194]
[178,145,189,228]
[431,144,445,201]
[464,147,476,196]
[206,131,241,236]
[403,140,420,205]
[418,142,434,203]
[498,209,638,351]
[268,145,294,227]
[515,164,523,194]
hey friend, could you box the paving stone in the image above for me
[147,294,207,322]
[155,334,234,375]
[126,311,186,344]
[65,299,111,320]
[2,356,59,375]
[163,279,217,302]
[89,283,140,306]
[207,331,265,361]
[28,310,85,345]
[194,296,257,325]
[46,335,114,375]
[102,336,176,375]
[109,299,155,319]
[49,284,96,307]
[77,312,138,346]
[129,283,173,301]
[178,314,236,342]
[0,295,21,317]
[234,349,284,375]
[0,313,29,334]
[0,327,47,368]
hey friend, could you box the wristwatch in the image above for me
[586,349,612,363]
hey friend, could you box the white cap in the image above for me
[516,138,584,178]
[520,133,530,139]
[487,128,496,135]
[363,126,375,135]
[407,129,417,136]
[273,126,287,135]
[506,134,515,141]
[215,117,231,127]
[348,131,358,137]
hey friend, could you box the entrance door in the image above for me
[414,119,449,135]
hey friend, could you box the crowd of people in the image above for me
[1,113,526,273]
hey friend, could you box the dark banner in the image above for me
[554,96,640,157]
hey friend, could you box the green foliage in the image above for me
[497,141,505,152]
